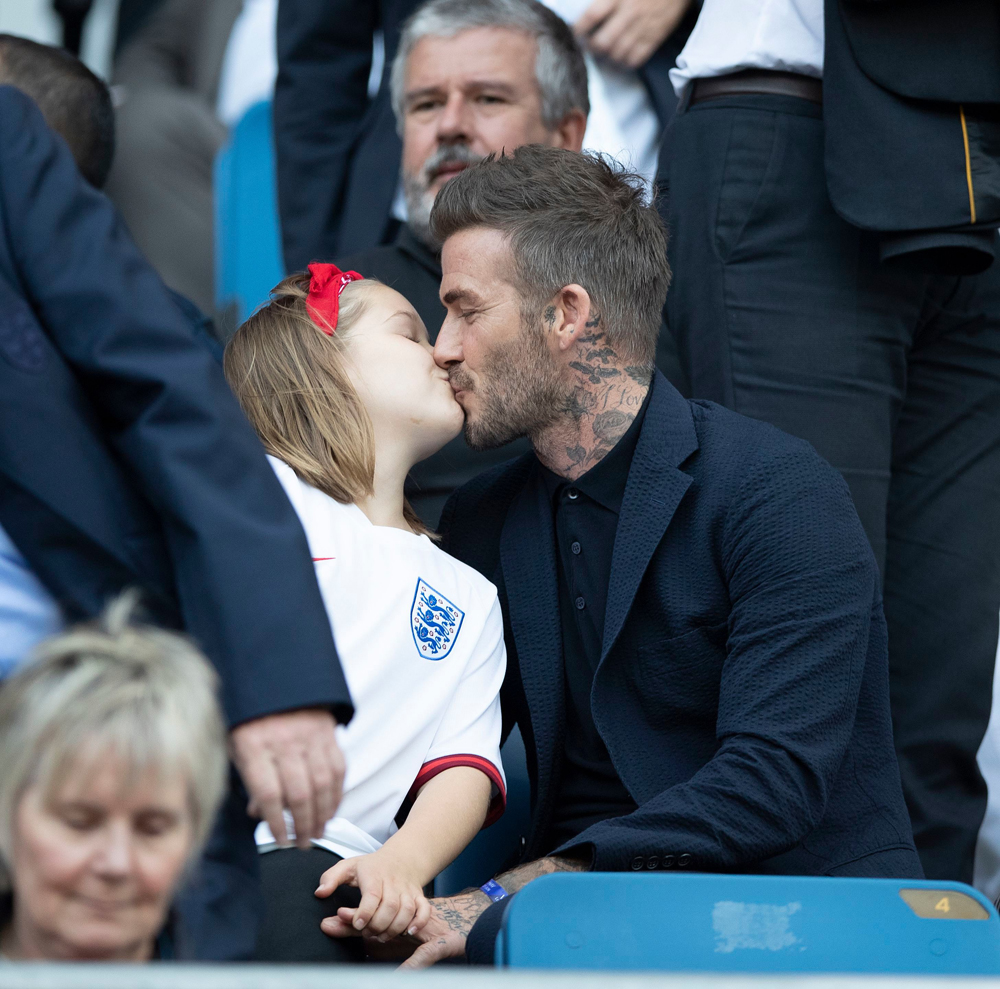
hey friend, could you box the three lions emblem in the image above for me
[410,578,465,660]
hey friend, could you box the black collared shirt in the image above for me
[539,384,653,849]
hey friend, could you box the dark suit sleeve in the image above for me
[0,87,352,728]
[556,440,879,871]
[274,0,379,271]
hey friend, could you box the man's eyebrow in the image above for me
[406,80,518,105]
[442,288,482,306]
[405,85,446,105]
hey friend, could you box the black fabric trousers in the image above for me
[254,847,365,962]
[662,92,1000,884]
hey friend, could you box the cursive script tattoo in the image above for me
[544,305,557,326]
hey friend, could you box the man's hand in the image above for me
[230,708,344,849]
[575,0,692,68]
[321,890,489,969]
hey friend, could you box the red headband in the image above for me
[306,262,364,335]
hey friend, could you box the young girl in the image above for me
[224,265,506,962]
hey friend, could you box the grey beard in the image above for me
[401,145,486,251]
[402,176,437,250]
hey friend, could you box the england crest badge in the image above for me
[410,578,465,660]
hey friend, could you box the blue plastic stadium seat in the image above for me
[495,872,1000,975]
[435,726,532,896]
[214,100,285,325]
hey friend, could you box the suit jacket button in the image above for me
[646,855,660,870]
[678,853,692,868]
[662,854,675,869]
[630,855,644,871]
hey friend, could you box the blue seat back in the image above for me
[214,100,285,325]
[435,726,532,896]
[496,872,1000,975]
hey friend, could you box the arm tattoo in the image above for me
[497,855,590,896]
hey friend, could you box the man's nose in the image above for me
[434,318,463,368]
[436,92,473,142]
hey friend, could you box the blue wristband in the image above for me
[480,879,508,903]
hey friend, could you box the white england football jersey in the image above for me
[255,457,507,859]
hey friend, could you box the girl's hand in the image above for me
[315,850,432,941]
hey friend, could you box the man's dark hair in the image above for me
[0,34,114,188]
[430,145,671,366]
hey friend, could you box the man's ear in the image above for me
[548,284,595,353]
[551,109,588,153]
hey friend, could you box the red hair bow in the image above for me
[306,262,364,335]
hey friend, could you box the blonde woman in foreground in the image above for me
[0,595,227,962]
[224,265,506,963]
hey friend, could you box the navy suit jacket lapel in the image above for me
[500,464,564,809]
[602,374,699,663]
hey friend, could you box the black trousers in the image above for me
[255,847,365,963]
[663,92,1000,883]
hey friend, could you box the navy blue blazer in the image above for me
[441,373,923,879]
[274,0,697,270]
[0,85,352,729]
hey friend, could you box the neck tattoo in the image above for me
[534,317,650,480]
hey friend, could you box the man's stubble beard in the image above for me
[454,320,566,452]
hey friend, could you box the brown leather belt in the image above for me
[690,69,823,106]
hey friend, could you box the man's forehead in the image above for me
[440,235,518,307]
[406,26,538,89]
[441,227,512,283]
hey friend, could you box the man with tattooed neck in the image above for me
[322,145,923,965]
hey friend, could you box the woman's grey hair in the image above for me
[0,593,228,892]
[390,0,589,134]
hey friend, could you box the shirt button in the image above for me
[630,855,644,871]
[646,855,660,870]
[678,853,692,868]
[567,488,579,500]
[571,541,581,555]
[575,596,586,610]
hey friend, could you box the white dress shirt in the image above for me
[0,522,63,678]
[542,0,660,191]
[669,0,824,97]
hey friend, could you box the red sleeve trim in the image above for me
[402,754,506,829]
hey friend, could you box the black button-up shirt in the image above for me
[539,386,652,848]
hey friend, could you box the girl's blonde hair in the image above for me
[0,593,228,892]
[224,272,431,537]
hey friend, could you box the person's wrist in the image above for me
[388,843,441,890]
[479,878,508,903]
[369,847,428,889]
[461,887,494,919]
